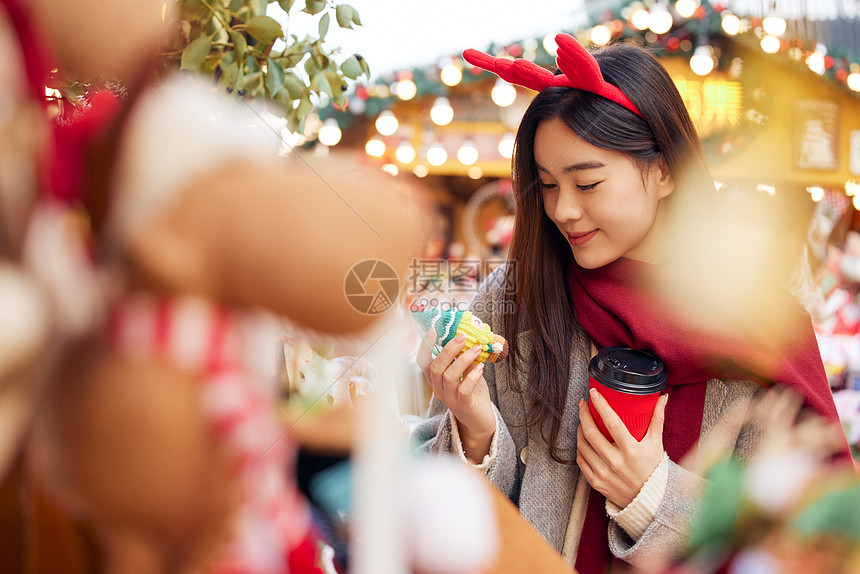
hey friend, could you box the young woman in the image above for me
[412,34,850,573]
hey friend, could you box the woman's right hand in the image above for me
[417,328,496,463]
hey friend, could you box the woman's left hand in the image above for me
[576,388,669,508]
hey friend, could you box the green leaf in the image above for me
[792,484,860,539]
[219,61,239,89]
[335,4,353,28]
[242,71,263,91]
[244,15,284,45]
[340,55,362,79]
[178,0,207,20]
[273,90,293,113]
[265,58,286,96]
[303,0,326,15]
[304,55,319,77]
[296,92,313,118]
[688,458,744,552]
[327,72,346,106]
[277,0,295,11]
[231,30,247,64]
[283,72,306,99]
[311,72,334,98]
[358,54,370,77]
[318,12,330,39]
[350,5,362,26]
[181,35,213,70]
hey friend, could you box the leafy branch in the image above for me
[165,0,368,132]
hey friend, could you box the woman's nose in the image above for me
[553,188,583,222]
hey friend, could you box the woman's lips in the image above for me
[567,230,598,246]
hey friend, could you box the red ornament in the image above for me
[837,68,848,82]
[611,19,624,34]
[356,85,368,100]
[507,43,523,57]
[695,6,706,19]
[825,56,834,69]
[712,3,726,12]
[396,70,413,81]
[667,37,680,52]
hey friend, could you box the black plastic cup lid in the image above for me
[588,346,667,395]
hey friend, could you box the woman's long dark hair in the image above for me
[503,43,716,464]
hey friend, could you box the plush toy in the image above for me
[28,31,420,574]
[411,308,507,364]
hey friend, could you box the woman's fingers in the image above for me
[587,389,635,448]
[645,393,669,439]
[457,362,485,398]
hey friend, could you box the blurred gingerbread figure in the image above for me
[21,1,420,572]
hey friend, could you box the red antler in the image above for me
[462,49,561,92]
[462,34,643,118]
[554,34,641,117]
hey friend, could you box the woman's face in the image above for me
[535,118,674,269]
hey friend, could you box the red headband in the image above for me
[462,33,643,119]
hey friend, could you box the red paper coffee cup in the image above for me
[587,346,667,442]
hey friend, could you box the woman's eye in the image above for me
[540,181,557,191]
[577,182,600,191]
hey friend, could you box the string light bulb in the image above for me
[762,16,787,37]
[760,35,780,54]
[440,63,463,86]
[690,45,715,76]
[426,142,448,166]
[756,183,776,196]
[807,186,825,202]
[375,110,399,135]
[317,118,342,146]
[590,25,611,46]
[491,78,517,107]
[674,0,699,19]
[430,96,454,126]
[847,72,860,91]
[395,78,417,100]
[395,142,416,164]
[542,33,559,56]
[806,52,826,75]
[721,12,741,36]
[498,132,515,159]
[365,137,386,158]
[631,8,650,31]
[412,164,429,178]
[648,4,673,35]
[457,140,479,165]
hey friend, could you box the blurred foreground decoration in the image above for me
[670,390,860,574]
[679,456,860,574]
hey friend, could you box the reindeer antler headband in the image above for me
[462,33,643,119]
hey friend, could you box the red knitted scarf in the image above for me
[568,257,849,574]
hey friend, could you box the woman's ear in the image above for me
[652,159,675,200]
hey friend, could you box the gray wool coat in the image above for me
[411,265,766,570]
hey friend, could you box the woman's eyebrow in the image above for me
[536,160,605,174]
